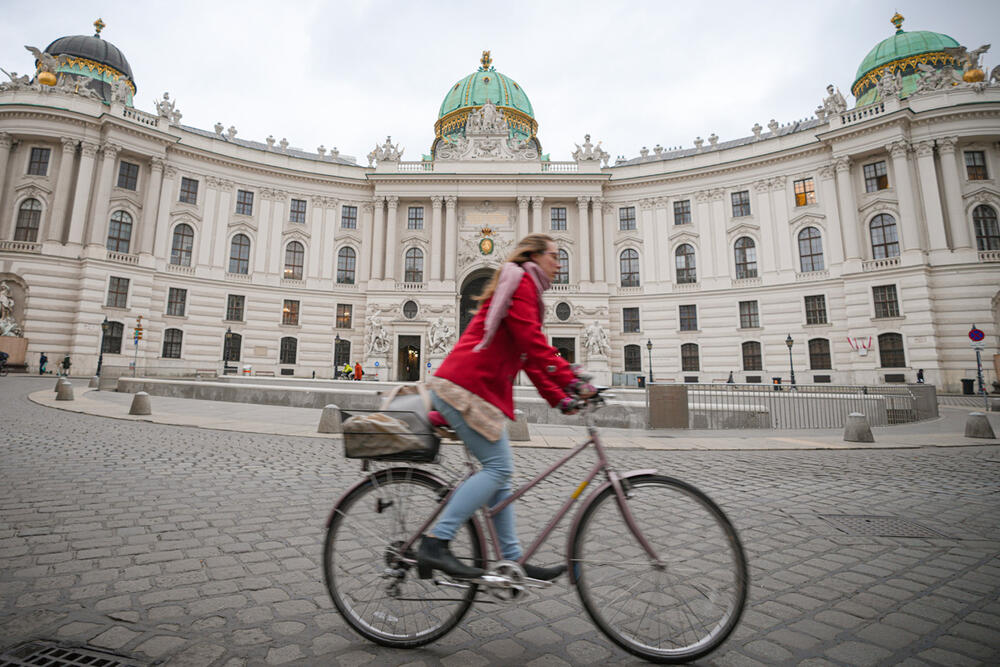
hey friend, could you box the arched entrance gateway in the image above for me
[459,269,494,335]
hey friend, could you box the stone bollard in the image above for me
[318,404,342,434]
[509,409,530,441]
[965,412,996,439]
[843,412,874,443]
[55,377,69,392]
[55,382,74,401]
[990,397,1000,413]
[129,391,152,416]
[88,375,99,389]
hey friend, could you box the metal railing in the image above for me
[664,382,917,429]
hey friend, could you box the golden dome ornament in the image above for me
[963,68,985,83]
[38,71,57,86]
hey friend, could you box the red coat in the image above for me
[434,274,575,419]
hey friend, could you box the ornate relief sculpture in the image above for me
[365,307,391,355]
[436,99,539,161]
[0,281,23,337]
[428,316,456,354]
[583,321,611,357]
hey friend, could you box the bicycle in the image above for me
[323,388,748,663]
[0,359,8,376]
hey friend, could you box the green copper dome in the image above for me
[433,51,539,153]
[852,13,960,105]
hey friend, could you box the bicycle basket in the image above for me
[340,408,440,462]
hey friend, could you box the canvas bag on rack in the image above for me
[341,383,440,461]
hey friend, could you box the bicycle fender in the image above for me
[565,469,658,586]
[324,466,451,528]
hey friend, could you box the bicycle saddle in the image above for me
[427,410,450,428]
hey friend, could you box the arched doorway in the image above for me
[459,269,494,335]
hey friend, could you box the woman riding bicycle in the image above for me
[418,233,594,582]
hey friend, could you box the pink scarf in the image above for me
[473,261,550,352]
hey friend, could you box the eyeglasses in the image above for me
[541,251,558,258]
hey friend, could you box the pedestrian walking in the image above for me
[39,352,48,375]
[353,361,363,381]
[61,355,71,377]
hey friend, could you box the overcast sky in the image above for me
[2,0,998,163]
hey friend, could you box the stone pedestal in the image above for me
[584,355,610,386]
[648,384,689,429]
[0,336,27,366]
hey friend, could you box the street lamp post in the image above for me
[646,338,654,384]
[223,327,233,375]
[97,316,109,377]
[785,334,796,388]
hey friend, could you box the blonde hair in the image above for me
[474,233,555,305]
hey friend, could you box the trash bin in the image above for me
[636,375,646,389]
[961,378,975,395]
[772,377,782,391]
[242,365,252,376]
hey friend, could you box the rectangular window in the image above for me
[679,304,697,331]
[226,294,245,321]
[622,307,640,333]
[805,295,827,325]
[289,198,307,223]
[731,190,751,217]
[793,177,816,206]
[179,177,199,204]
[162,329,182,359]
[673,199,691,225]
[166,287,187,317]
[341,205,357,229]
[550,207,567,231]
[27,147,50,176]
[739,300,759,329]
[742,341,762,371]
[965,151,987,180]
[280,337,297,365]
[236,190,254,216]
[106,277,129,309]
[873,285,900,319]
[681,344,699,372]
[619,206,636,231]
[407,206,424,230]
[808,339,832,370]
[336,303,352,329]
[863,161,888,192]
[624,345,642,372]
[282,299,299,326]
[117,161,139,190]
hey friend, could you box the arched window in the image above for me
[554,249,569,284]
[808,338,831,370]
[404,248,424,283]
[162,328,183,359]
[101,321,124,355]
[337,247,356,284]
[284,241,304,280]
[280,336,297,365]
[870,214,899,259]
[878,333,905,368]
[624,344,641,372]
[620,249,640,287]
[14,198,42,242]
[106,211,133,253]
[228,234,251,274]
[973,205,1000,251]
[334,338,351,367]
[170,223,194,266]
[675,244,697,284]
[223,332,242,362]
[734,237,757,279]
[681,343,699,372]
[741,341,762,371]
[798,226,824,272]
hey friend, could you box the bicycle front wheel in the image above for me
[323,467,484,648]
[572,475,748,663]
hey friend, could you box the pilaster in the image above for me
[639,198,656,284]
[86,143,121,247]
[384,195,399,281]
[833,156,861,264]
[817,164,845,266]
[139,157,164,255]
[887,140,921,255]
[445,196,458,281]
[370,196,385,280]
[591,197,606,283]
[152,165,177,258]
[937,136,971,250]
[576,195,591,283]
[430,195,443,282]
[45,137,77,244]
[913,140,949,256]
[531,196,543,235]
[0,133,12,217]
[66,141,99,245]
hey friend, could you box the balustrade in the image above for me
[166,263,195,275]
[541,161,578,173]
[0,240,41,253]
[861,256,901,272]
[795,269,830,281]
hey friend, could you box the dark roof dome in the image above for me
[45,34,135,82]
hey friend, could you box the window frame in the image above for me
[223,331,242,362]
[554,249,569,284]
[965,150,988,181]
[170,223,194,266]
[336,304,353,329]
[341,205,358,229]
[404,247,424,283]
[101,321,124,354]
[878,332,906,368]
[166,287,187,317]
[14,198,42,242]
[106,276,130,309]
[738,300,759,329]
[279,337,298,365]
[161,328,183,359]
[228,234,251,274]
[283,241,305,280]
[178,177,199,204]
[27,147,50,176]
[106,210,133,253]
[804,294,827,325]
[869,213,900,259]
[225,294,245,322]
[289,198,307,223]
[117,160,139,190]
[972,205,1000,251]
[681,343,699,372]
[619,206,636,231]
[673,199,691,225]
[407,206,424,230]
[731,190,751,217]
[622,307,640,333]
[282,299,300,326]
[863,160,888,192]
[679,304,697,331]
[808,338,832,370]
[793,177,816,206]
[235,189,254,216]
[741,340,762,371]
[620,248,640,287]
[623,344,642,372]
[550,207,567,231]
[334,338,351,367]
[798,226,825,272]
[337,247,356,284]
[872,284,900,319]
[675,244,696,284]
[734,236,758,279]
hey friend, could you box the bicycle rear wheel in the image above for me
[323,467,484,648]
[571,475,748,663]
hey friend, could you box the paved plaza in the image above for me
[1,377,999,666]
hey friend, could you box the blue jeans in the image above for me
[430,391,521,560]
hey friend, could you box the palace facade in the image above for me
[1,16,999,391]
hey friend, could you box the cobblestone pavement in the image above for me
[2,378,999,666]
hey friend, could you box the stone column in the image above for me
[444,196,458,281]
[152,165,178,258]
[913,140,949,254]
[591,197,606,283]
[370,196,385,280]
[531,196,543,234]
[0,133,12,216]
[45,137,79,243]
[86,143,121,247]
[937,136,971,249]
[66,141,100,245]
[384,195,399,281]
[576,196,591,283]
[833,156,860,260]
[887,140,921,254]
[430,195,443,281]
[138,157,164,255]
[817,165,845,266]
[517,196,530,241]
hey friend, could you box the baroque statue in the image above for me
[944,43,991,82]
[0,281,23,337]
[365,307,391,355]
[428,317,456,355]
[437,99,539,161]
[24,46,70,85]
[583,320,611,357]
[368,135,403,166]
[817,84,847,119]
[571,134,610,165]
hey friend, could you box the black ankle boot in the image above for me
[417,536,484,579]
[523,562,567,581]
